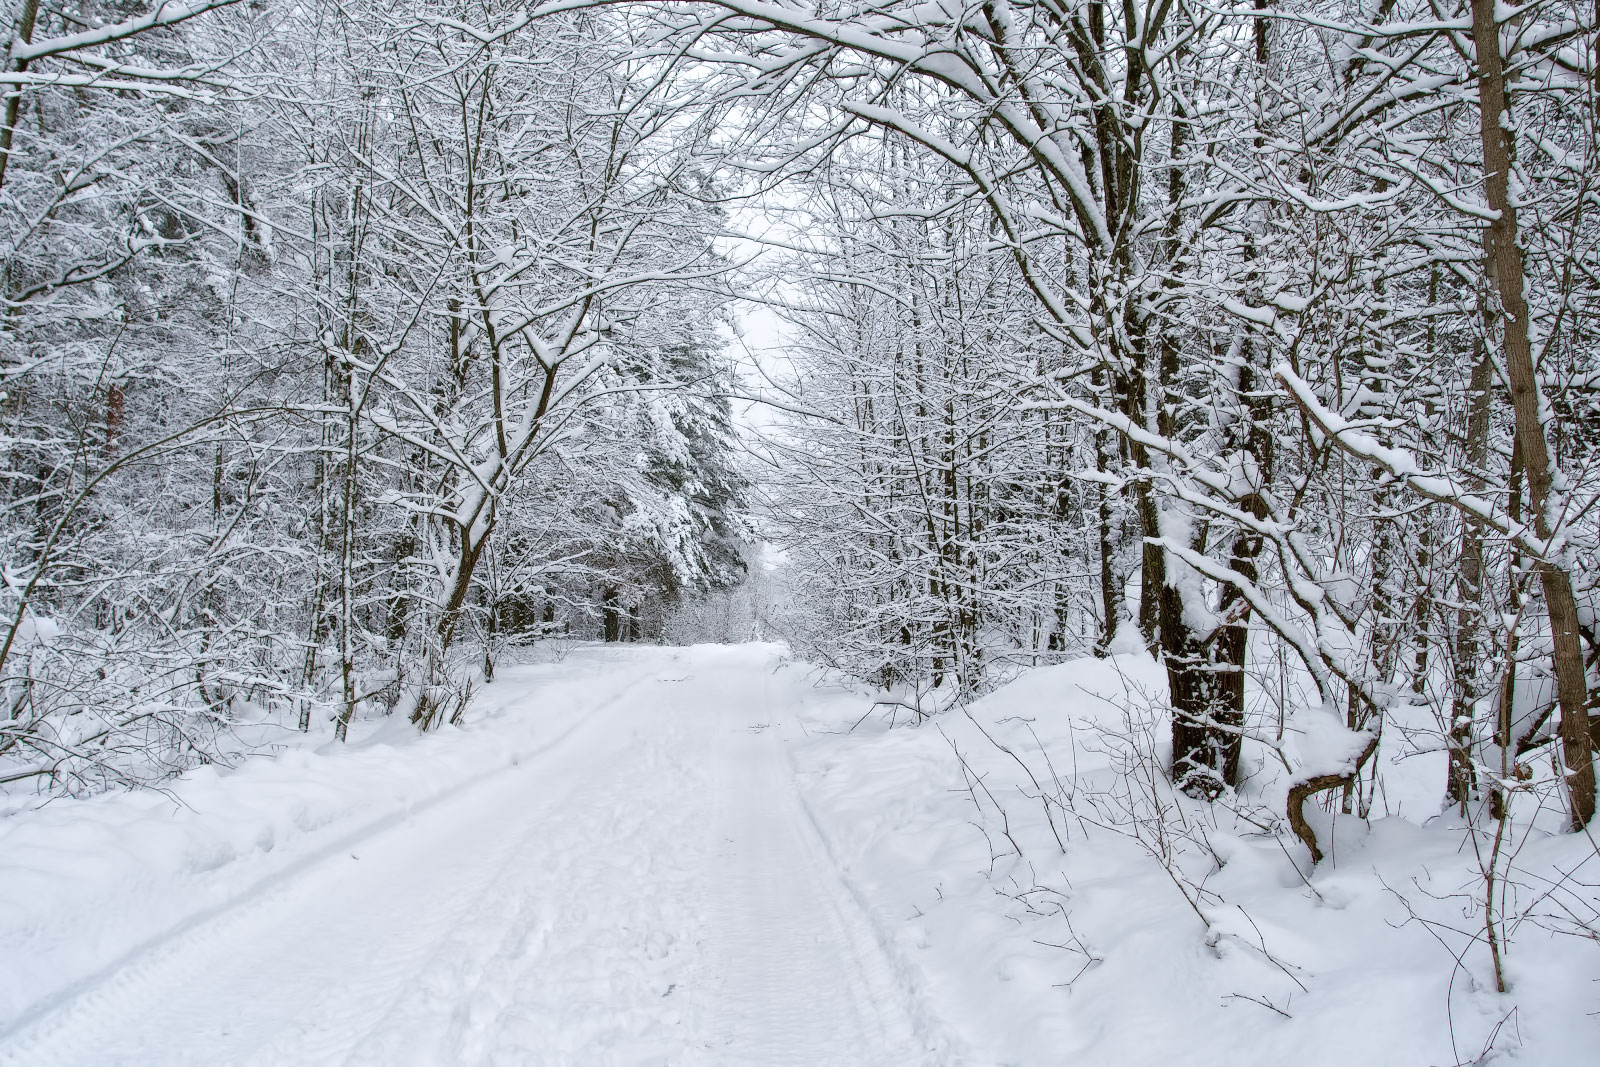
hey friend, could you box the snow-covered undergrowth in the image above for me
[0,644,676,1039]
[792,653,1600,1066]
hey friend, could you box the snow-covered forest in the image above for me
[0,0,756,783]
[2,0,1599,1061]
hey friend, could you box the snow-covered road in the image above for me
[9,643,1596,1066]
[0,645,937,1066]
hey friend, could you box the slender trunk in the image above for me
[1092,368,1120,656]
[408,524,490,730]
[0,0,40,195]
[602,585,621,642]
[483,597,497,682]
[1471,0,1594,827]
[333,377,359,742]
[1448,342,1492,810]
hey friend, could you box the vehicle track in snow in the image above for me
[0,645,941,1066]
[699,701,926,1064]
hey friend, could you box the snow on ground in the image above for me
[2,643,1596,1065]
[793,654,1600,1066]
[0,644,943,1066]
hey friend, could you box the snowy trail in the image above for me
[0,646,936,1066]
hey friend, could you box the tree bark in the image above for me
[602,585,621,642]
[1470,0,1594,827]
[1447,342,1492,810]
[0,0,41,195]
[1092,368,1120,656]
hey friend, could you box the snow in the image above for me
[2,644,1596,1064]
[0,645,944,1065]
[1221,297,1276,327]
[0,650,665,1047]
[1282,703,1373,781]
[793,654,1599,1066]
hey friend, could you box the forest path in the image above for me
[0,645,936,1066]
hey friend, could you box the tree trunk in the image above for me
[0,0,41,195]
[409,522,490,730]
[1470,0,1594,828]
[602,585,621,642]
[1448,341,1492,810]
[483,597,498,682]
[333,389,359,743]
[1092,369,1120,656]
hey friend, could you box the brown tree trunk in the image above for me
[1471,0,1594,827]
[104,384,125,457]
[409,525,490,730]
[1092,370,1120,656]
[0,0,40,195]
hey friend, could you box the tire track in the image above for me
[0,666,664,1066]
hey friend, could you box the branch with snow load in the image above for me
[1032,394,1384,712]
[1286,730,1380,864]
[9,0,241,64]
[1275,365,1561,562]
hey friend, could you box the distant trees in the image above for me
[0,0,750,790]
[579,292,751,644]
[627,0,1600,835]
[757,149,1089,701]
[265,0,737,729]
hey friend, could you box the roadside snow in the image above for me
[2,644,1595,1064]
[792,653,1600,1066]
[0,648,670,1049]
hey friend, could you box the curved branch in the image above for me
[1287,732,1379,864]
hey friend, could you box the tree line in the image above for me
[728,0,1600,849]
[0,0,748,790]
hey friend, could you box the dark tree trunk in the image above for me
[1448,342,1492,810]
[483,598,498,682]
[602,585,621,642]
[1092,367,1120,657]
[1164,604,1243,795]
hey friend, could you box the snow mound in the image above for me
[792,652,1599,1065]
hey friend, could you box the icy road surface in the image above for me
[0,645,938,1065]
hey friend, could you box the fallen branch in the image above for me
[1287,732,1380,863]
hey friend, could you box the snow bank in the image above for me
[0,645,679,1037]
[791,652,1600,1065]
